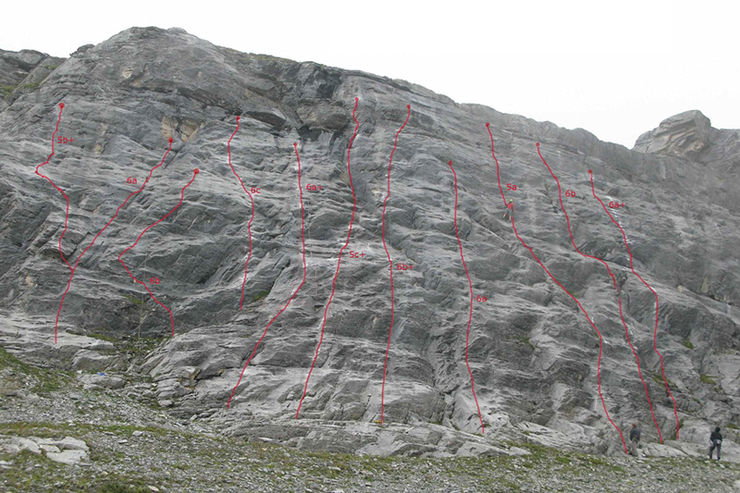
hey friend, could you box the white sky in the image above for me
[2,0,737,147]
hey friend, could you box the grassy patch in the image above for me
[582,455,610,467]
[97,481,153,493]
[118,335,163,356]
[681,340,694,349]
[123,294,147,306]
[87,331,120,343]
[1,448,157,493]
[0,421,67,438]
[516,442,551,458]
[0,421,178,446]
[251,290,270,302]
[0,347,70,392]
[0,449,63,490]
[20,82,41,91]
[514,336,535,350]
[700,374,717,385]
[0,84,16,98]
[650,373,676,388]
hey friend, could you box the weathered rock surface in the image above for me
[0,26,738,457]
[0,435,89,465]
[634,110,713,159]
[79,372,125,390]
[0,49,64,112]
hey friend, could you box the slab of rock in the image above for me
[37,436,90,452]
[0,436,41,455]
[72,349,119,371]
[78,373,125,390]
[45,449,88,465]
[38,443,61,454]
[0,435,89,465]
[642,442,689,458]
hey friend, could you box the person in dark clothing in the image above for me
[629,423,641,456]
[709,427,722,460]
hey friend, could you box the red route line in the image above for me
[52,137,174,344]
[226,142,308,409]
[485,123,628,453]
[378,104,412,424]
[34,103,72,271]
[117,169,199,336]
[535,145,663,443]
[295,97,361,419]
[226,116,256,310]
[447,160,485,434]
[589,171,681,439]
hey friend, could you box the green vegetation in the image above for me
[650,372,676,388]
[21,82,41,91]
[85,328,162,367]
[252,289,270,302]
[700,374,717,385]
[123,294,147,306]
[681,339,695,349]
[87,330,120,343]
[0,444,153,492]
[118,335,163,357]
[0,450,63,490]
[98,482,152,493]
[515,336,535,350]
[1,418,738,492]
[0,347,70,392]
[0,84,16,98]
[0,421,173,440]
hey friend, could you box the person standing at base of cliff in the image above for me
[709,427,722,460]
[628,423,641,456]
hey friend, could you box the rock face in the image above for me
[634,110,713,159]
[0,49,64,112]
[0,27,738,457]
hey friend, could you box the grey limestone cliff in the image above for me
[0,27,737,458]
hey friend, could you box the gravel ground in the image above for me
[1,348,738,492]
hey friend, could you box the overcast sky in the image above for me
[2,1,737,147]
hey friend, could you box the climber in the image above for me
[709,426,722,460]
[503,199,514,220]
[628,423,641,456]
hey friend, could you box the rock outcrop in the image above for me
[0,49,64,112]
[0,27,737,457]
[0,435,89,465]
[633,110,713,159]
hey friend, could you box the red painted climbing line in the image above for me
[226,116,256,310]
[117,169,199,336]
[226,143,308,409]
[34,103,72,271]
[295,97,361,419]
[378,104,412,424]
[53,138,174,344]
[485,123,628,453]
[535,145,663,443]
[448,160,485,434]
[589,171,681,439]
